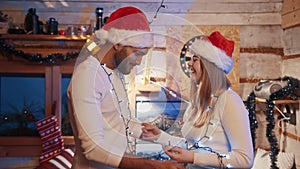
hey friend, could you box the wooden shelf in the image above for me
[0,136,74,157]
[0,61,50,73]
[256,98,300,104]
[1,34,90,41]
[1,34,87,60]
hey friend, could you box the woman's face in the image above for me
[188,56,202,84]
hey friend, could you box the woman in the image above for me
[142,31,254,169]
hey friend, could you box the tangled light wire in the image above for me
[149,0,167,25]
[149,80,189,103]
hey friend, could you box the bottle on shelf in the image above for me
[95,7,103,30]
[47,17,58,35]
[24,8,39,34]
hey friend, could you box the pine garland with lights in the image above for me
[245,92,258,149]
[0,37,79,64]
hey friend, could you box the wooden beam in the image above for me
[282,0,300,15]
[282,0,300,29]
[0,0,285,5]
[240,47,284,55]
[0,2,283,13]
[151,13,281,26]
[282,53,300,60]
[1,12,281,27]
[1,1,282,26]
[0,62,47,73]
[282,9,300,29]
[1,34,89,41]
[0,136,74,157]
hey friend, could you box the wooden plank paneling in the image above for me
[282,0,300,28]
[0,0,285,4]
[188,2,282,13]
[0,1,282,28]
[151,13,281,26]
[0,2,283,13]
[1,11,282,28]
[240,25,283,48]
[283,26,300,55]
[282,0,300,15]
[239,53,282,79]
[282,9,300,29]
[283,57,300,79]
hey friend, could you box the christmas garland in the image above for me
[0,37,79,64]
[246,76,299,169]
[245,92,258,149]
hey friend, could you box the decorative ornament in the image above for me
[246,76,299,169]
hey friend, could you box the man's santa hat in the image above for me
[94,6,153,48]
[187,31,234,74]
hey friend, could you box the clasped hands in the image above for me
[141,123,194,164]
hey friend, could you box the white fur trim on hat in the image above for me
[189,39,234,74]
[94,28,153,48]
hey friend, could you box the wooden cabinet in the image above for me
[0,34,87,157]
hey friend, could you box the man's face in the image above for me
[115,46,149,74]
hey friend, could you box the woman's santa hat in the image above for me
[188,31,234,74]
[94,6,153,48]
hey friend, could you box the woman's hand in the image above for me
[163,146,194,163]
[141,123,161,140]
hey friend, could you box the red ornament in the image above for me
[28,114,35,120]
[59,30,65,35]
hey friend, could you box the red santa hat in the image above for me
[188,31,234,74]
[94,6,153,48]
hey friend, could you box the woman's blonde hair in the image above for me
[188,57,231,127]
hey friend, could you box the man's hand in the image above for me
[141,123,161,140]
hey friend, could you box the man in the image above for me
[67,6,184,169]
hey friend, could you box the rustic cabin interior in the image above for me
[0,0,299,168]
